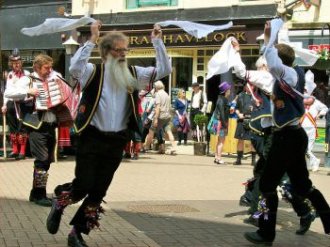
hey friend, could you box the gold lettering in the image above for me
[213,33,225,42]
[175,34,185,43]
[141,36,150,44]
[225,32,236,39]
[163,35,173,44]
[204,35,212,42]
[184,34,194,42]
[236,32,246,42]
[130,36,140,45]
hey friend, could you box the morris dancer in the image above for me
[5,54,71,207]
[243,20,330,245]
[1,49,30,159]
[233,47,315,235]
[46,21,171,247]
[301,71,328,172]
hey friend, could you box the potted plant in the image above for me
[193,113,209,155]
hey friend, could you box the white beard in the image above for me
[106,55,138,91]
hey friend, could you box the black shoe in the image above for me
[234,160,242,165]
[54,183,72,197]
[68,232,88,247]
[123,153,131,159]
[18,154,25,160]
[244,232,273,246]
[35,197,52,207]
[47,199,63,234]
[131,154,139,160]
[239,194,251,207]
[29,192,52,207]
[243,216,259,227]
[296,212,316,235]
[8,152,19,159]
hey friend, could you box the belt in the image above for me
[87,125,127,138]
[272,125,301,132]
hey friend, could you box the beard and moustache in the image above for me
[105,55,138,91]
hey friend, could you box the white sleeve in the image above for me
[316,100,328,116]
[245,70,274,94]
[69,41,95,89]
[264,46,297,87]
[4,76,31,101]
[135,38,172,87]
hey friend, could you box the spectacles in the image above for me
[111,48,130,53]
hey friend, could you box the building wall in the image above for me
[72,0,276,15]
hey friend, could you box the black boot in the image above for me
[244,232,273,246]
[296,212,316,235]
[307,188,330,234]
[234,151,243,165]
[68,230,88,247]
[30,168,52,207]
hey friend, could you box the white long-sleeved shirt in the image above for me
[191,90,208,113]
[3,70,30,105]
[69,38,171,132]
[301,99,328,129]
[4,70,63,122]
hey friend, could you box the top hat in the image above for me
[9,48,21,61]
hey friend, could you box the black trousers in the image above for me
[68,125,128,234]
[29,123,56,198]
[6,101,20,133]
[258,127,330,241]
[190,108,201,131]
[249,129,311,216]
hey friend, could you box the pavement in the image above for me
[1,143,330,247]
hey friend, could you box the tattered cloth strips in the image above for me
[21,16,95,36]
[206,36,237,79]
[157,20,233,39]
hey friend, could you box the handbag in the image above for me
[207,113,220,135]
[143,118,152,129]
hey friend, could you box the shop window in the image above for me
[127,0,177,9]
[206,50,214,56]
[197,76,204,84]
[197,50,205,56]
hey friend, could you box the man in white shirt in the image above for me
[1,49,30,160]
[46,21,171,247]
[190,82,207,140]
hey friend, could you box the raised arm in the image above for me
[231,39,274,94]
[69,21,101,89]
[263,21,297,87]
[135,24,172,87]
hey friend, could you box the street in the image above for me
[1,146,330,247]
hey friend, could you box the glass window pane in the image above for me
[197,57,204,63]
[206,50,213,56]
[197,64,204,71]
[197,50,204,56]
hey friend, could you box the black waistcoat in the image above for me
[73,63,141,134]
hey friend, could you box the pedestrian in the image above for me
[46,21,171,247]
[301,71,328,172]
[233,84,256,166]
[5,54,71,206]
[173,89,190,145]
[144,80,176,155]
[208,81,231,164]
[190,82,207,140]
[243,20,330,245]
[1,49,30,160]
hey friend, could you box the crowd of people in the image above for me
[1,18,330,247]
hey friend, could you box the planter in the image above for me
[194,142,207,156]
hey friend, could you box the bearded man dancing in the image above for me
[46,21,171,247]
[2,49,30,159]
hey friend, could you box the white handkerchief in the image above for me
[304,70,316,96]
[206,37,236,79]
[21,16,96,36]
[157,20,233,39]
